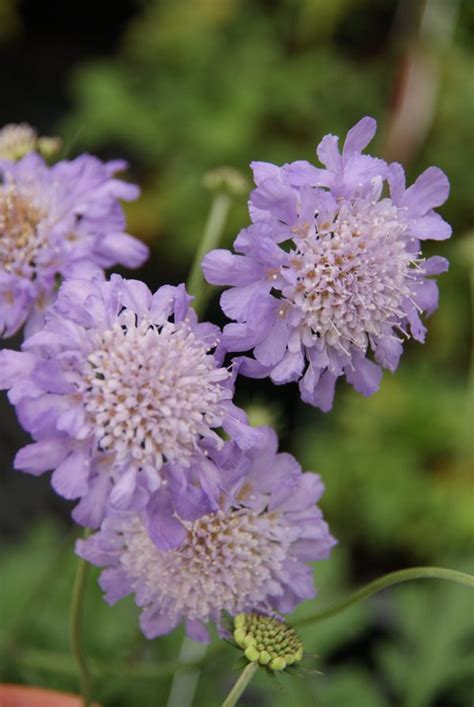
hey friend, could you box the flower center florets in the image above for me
[284,198,418,352]
[120,508,292,622]
[0,184,44,278]
[79,317,230,469]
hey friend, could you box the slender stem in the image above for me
[166,637,207,707]
[69,532,93,706]
[294,566,474,629]
[186,192,232,317]
[221,661,259,707]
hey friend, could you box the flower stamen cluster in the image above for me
[78,317,229,469]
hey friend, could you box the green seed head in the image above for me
[233,613,304,672]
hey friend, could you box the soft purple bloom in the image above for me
[0,152,148,338]
[203,117,451,411]
[0,275,262,527]
[77,427,336,642]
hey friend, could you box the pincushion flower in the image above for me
[77,427,336,642]
[203,117,451,411]
[0,275,261,527]
[0,151,148,338]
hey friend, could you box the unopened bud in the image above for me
[232,613,304,672]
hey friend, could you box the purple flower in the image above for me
[203,117,451,411]
[0,275,261,527]
[0,152,148,338]
[77,427,336,642]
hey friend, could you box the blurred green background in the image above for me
[0,0,472,705]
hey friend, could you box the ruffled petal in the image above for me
[202,250,263,286]
[14,438,70,476]
[401,166,450,215]
[342,116,377,160]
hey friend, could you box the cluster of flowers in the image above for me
[0,118,450,641]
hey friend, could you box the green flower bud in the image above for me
[232,613,304,673]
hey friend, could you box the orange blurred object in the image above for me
[0,684,100,707]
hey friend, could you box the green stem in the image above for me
[186,191,232,317]
[221,661,259,707]
[69,533,93,706]
[295,566,474,629]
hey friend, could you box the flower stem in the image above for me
[294,566,474,628]
[69,532,93,707]
[166,637,207,707]
[221,661,259,707]
[186,191,232,317]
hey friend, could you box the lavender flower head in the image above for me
[77,427,336,642]
[0,275,261,528]
[203,117,451,411]
[0,151,148,337]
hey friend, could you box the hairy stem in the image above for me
[69,533,93,706]
[295,566,474,628]
[186,191,232,316]
[221,661,259,707]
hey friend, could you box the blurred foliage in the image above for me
[1,0,473,705]
[0,0,20,42]
[295,362,473,560]
[0,524,472,706]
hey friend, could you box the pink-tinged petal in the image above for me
[97,232,149,268]
[316,134,341,172]
[14,438,70,476]
[375,336,403,372]
[387,162,406,204]
[254,316,290,366]
[109,468,138,510]
[412,279,439,315]
[270,350,305,384]
[250,177,298,224]
[250,161,281,185]
[185,619,210,643]
[422,256,449,276]
[401,166,450,215]
[345,353,382,396]
[202,250,263,286]
[51,449,90,499]
[407,213,452,241]
[342,116,377,160]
